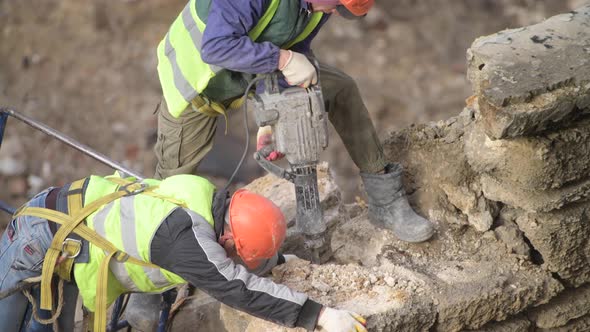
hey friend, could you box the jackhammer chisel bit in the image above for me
[252,74,329,264]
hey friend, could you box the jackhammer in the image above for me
[251,74,329,264]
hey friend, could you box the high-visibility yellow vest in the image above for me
[156,0,324,118]
[73,174,216,311]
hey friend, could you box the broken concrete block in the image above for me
[439,182,498,232]
[244,162,342,226]
[493,208,532,259]
[494,224,531,259]
[431,260,560,332]
[465,116,590,190]
[515,203,590,287]
[467,5,590,139]
[536,314,590,332]
[527,284,590,329]
[332,213,562,331]
[462,315,531,332]
[168,291,224,332]
[219,259,436,332]
[480,174,590,213]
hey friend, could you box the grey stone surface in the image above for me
[480,173,590,213]
[169,291,225,332]
[439,181,497,232]
[332,213,562,332]
[537,314,590,332]
[515,203,590,287]
[494,224,531,259]
[465,115,590,190]
[527,284,590,328]
[467,5,590,139]
[244,162,342,227]
[462,315,531,332]
[219,259,437,332]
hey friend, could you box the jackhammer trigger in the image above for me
[253,152,296,182]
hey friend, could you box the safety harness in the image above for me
[14,177,188,332]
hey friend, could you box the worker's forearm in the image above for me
[151,208,316,328]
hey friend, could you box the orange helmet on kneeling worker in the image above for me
[228,189,287,269]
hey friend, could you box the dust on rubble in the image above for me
[271,259,419,308]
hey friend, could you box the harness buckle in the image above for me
[61,238,82,259]
[121,182,148,196]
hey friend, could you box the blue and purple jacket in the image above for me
[200,0,330,74]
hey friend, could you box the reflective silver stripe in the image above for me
[93,201,115,237]
[181,4,201,50]
[165,3,221,103]
[93,202,140,290]
[185,209,308,305]
[119,196,170,288]
[165,34,198,103]
[181,4,223,73]
[91,201,135,289]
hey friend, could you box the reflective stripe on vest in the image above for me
[157,0,275,118]
[74,174,216,311]
[92,197,172,292]
[157,0,323,118]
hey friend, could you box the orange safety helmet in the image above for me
[306,0,373,17]
[228,189,287,269]
[339,0,374,16]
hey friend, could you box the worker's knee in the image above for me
[319,66,362,107]
[154,101,218,178]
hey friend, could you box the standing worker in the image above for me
[155,0,435,243]
[0,173,367,332]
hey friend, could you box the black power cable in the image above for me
[223,76,265,192]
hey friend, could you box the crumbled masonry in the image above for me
[168,5,590,331]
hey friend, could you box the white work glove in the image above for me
[315,307,367,332]
[279,50,318,88]
[256,126,284,161]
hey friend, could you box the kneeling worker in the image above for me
[0,173,366,332]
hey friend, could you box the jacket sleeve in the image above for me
[150,208,322,330]
[200,0,280,74]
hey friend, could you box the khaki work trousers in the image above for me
[154,63,386,179]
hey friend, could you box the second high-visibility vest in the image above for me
[73,174,217,311]
[156,0,323,118]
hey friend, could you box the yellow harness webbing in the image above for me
[14,177,187,332]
